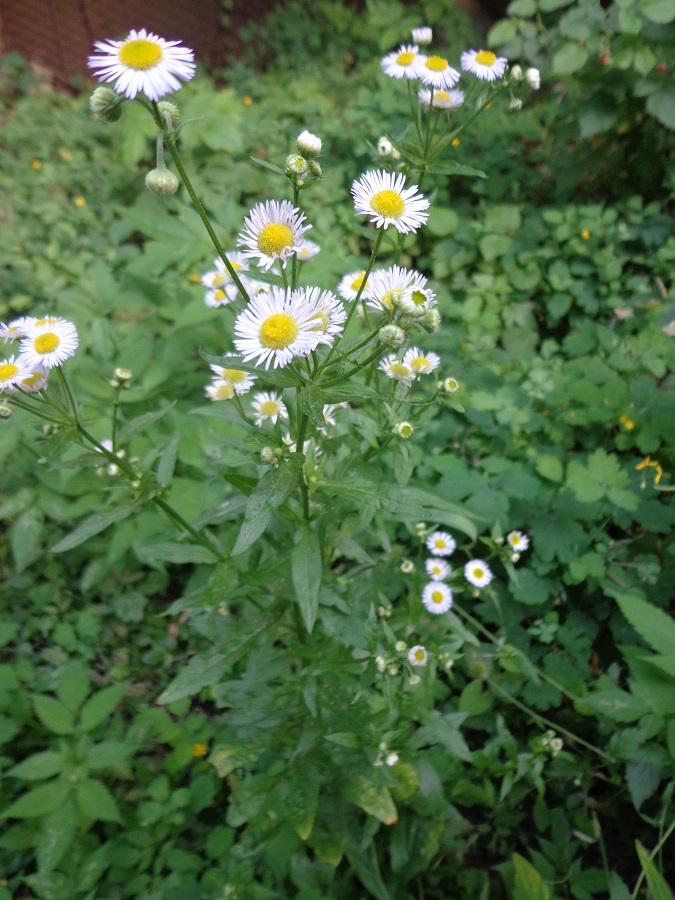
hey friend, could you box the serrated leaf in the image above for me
[615,594,675,657]
[57,662,91,713]
[608,872,632,900]
[232,465,296,556]
[51,503,138,552]
[78,683,127,732]
[76,778,122,823]
[85,740,137,769]
[2,780,72,819]
[292,523,322,633]
[627,759,663,810]
[33,696,75,735]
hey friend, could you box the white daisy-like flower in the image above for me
[208,365,256,394]
[394,421,414,439]
[411,27,433,45]
[363,265,428,313]
[440,376,459,394]
[381,44,421,80]
[88,29,196,101]
[296,239,321,261]
[233,287,329,369]
[251,391,288,426]
[419,88,464,110]
[205,287,233,308]
[402,347,441,376]
[425,558,451,581]
[1,317,34,342]
[201,252,250,301]
[237,200,310,271]
[421,582,453,614]
[338,270,372,302]
[300,287,346,339]
[297,131,322,157]
[400,559,415,574]
[352,171,429,235]
[0,355,32,392]
[417,55,460,89]
[378,354,415,386]
[464,559,493,588]
[408,645,428,666]
[19,319,79,370]
[205,379,235,401]
[426,530,456,557]
[321,403,348,427]
[461,49,508,82]
[18,366,50,394]
[507,531,530,552]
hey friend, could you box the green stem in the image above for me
[152,103,251,305]
[321,345,383,388]
[295,398,310,521]
[631,812,675,899]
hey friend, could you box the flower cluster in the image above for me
[0,316,78,395]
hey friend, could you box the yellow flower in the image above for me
[192,742,208,758]
[31,159,41,170]
[74,196,86,207]
[581,229,590,240]
[243,95,253,106]
[619,414,635,430]
[188,273,202,283]
[636,456,663,485]
[451,137,461,147]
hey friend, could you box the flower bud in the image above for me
[510,64,523,82]
[377,136,401,162]
[157,100,180,131]
[376,656,387,672]
[509,97,523,111]
[90,86,123,122]
[385,752,399,766]
[411,26,432,45]
[394,421,414,439]
[145,167,180,196]
[422,309,441,333]
[0,404,12,419]
[261,446,282,465]
[378,324,406,348]
[307,159,322,177]
[526,68,541,90]
[285,154,309,177]
[397,294,429,317]
[114,367,133,382]
[387,665,399,676]
[394,641,408,653]
[439,376,459,394]
[297,130,322,157]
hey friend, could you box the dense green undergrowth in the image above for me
[0,1,674,897]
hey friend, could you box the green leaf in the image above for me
[507,0,538,14]
[134,541,219,564]
[9,506,44,572]
[426,160,487,178]
[552,42,589,75]
[615,594,675,657]
[540,0,574,10]
[343,774,397,824]
[76,778,122,823]
[286,771,319,840]
[209,742,259,777]
[8,751,64,781]
[292,523,322,633]
[156,433,179,486]
[488,19,519,45]
[33,696,76,735]
[511,853,551,899]
[51,503,138,553]
[232,465,296,556]
[2,780,72,819]
[0,621,19,647]
[636,841,675,900]
[298,384,328,428]
[608,872,632,900]
[37,802,77,875]
[250,156,286,176]
[639,0,675,23]
[575,684,649,722]
[56,662,91,713]
[627,759,663,810]
[78,683,127,732]
[647,86,675,130]
[85,740,137,769]
[117,402,176,443]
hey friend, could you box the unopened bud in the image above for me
[90,86,123,122]
[385,752,399,766]
[394,421,414,439]
[378,324,406,348]
[261,446,282,465]
[394,641,407,653]
[377,136,401,161]
[510,64,523,82]
[509,97,523,111]
[285,154,309,177]
[297,130,322,157]
[526,68,541,90]
[307,159,322,177]
[422,308,441,332]
[387,665,399,676]
[376,656,387,672]
[145,167,180,196]
[157,100,180,131]
[114,367,132,382]
[0,404,12,419]
[439,376,459,394]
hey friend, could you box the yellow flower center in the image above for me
[310,311,330,332]
[435,90,450,103]
[222,369,247,383]
[257,223,294,257]
[472,567,484,579]
[389,362,411,378]
[23,371,44,388]
[475,50,497,67]
[230,261,242,270]
[215,384,235,400]
[434,539,446,550]
[413,649,425,661]
[396,51,416,66]
[370,190,405,219]
[411,290,427,306]
[0,362,19,381]
[213,289,226,301]
[259,313,299,349]
[511,535,522,547]
[118,39,163,71]
[34,333,60,354]
[259,400,280,417]
[34,317,57,327]
[351,273,367,291]
[425,55,448,72]
[431,590,444,604]
[411,357,429,372]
